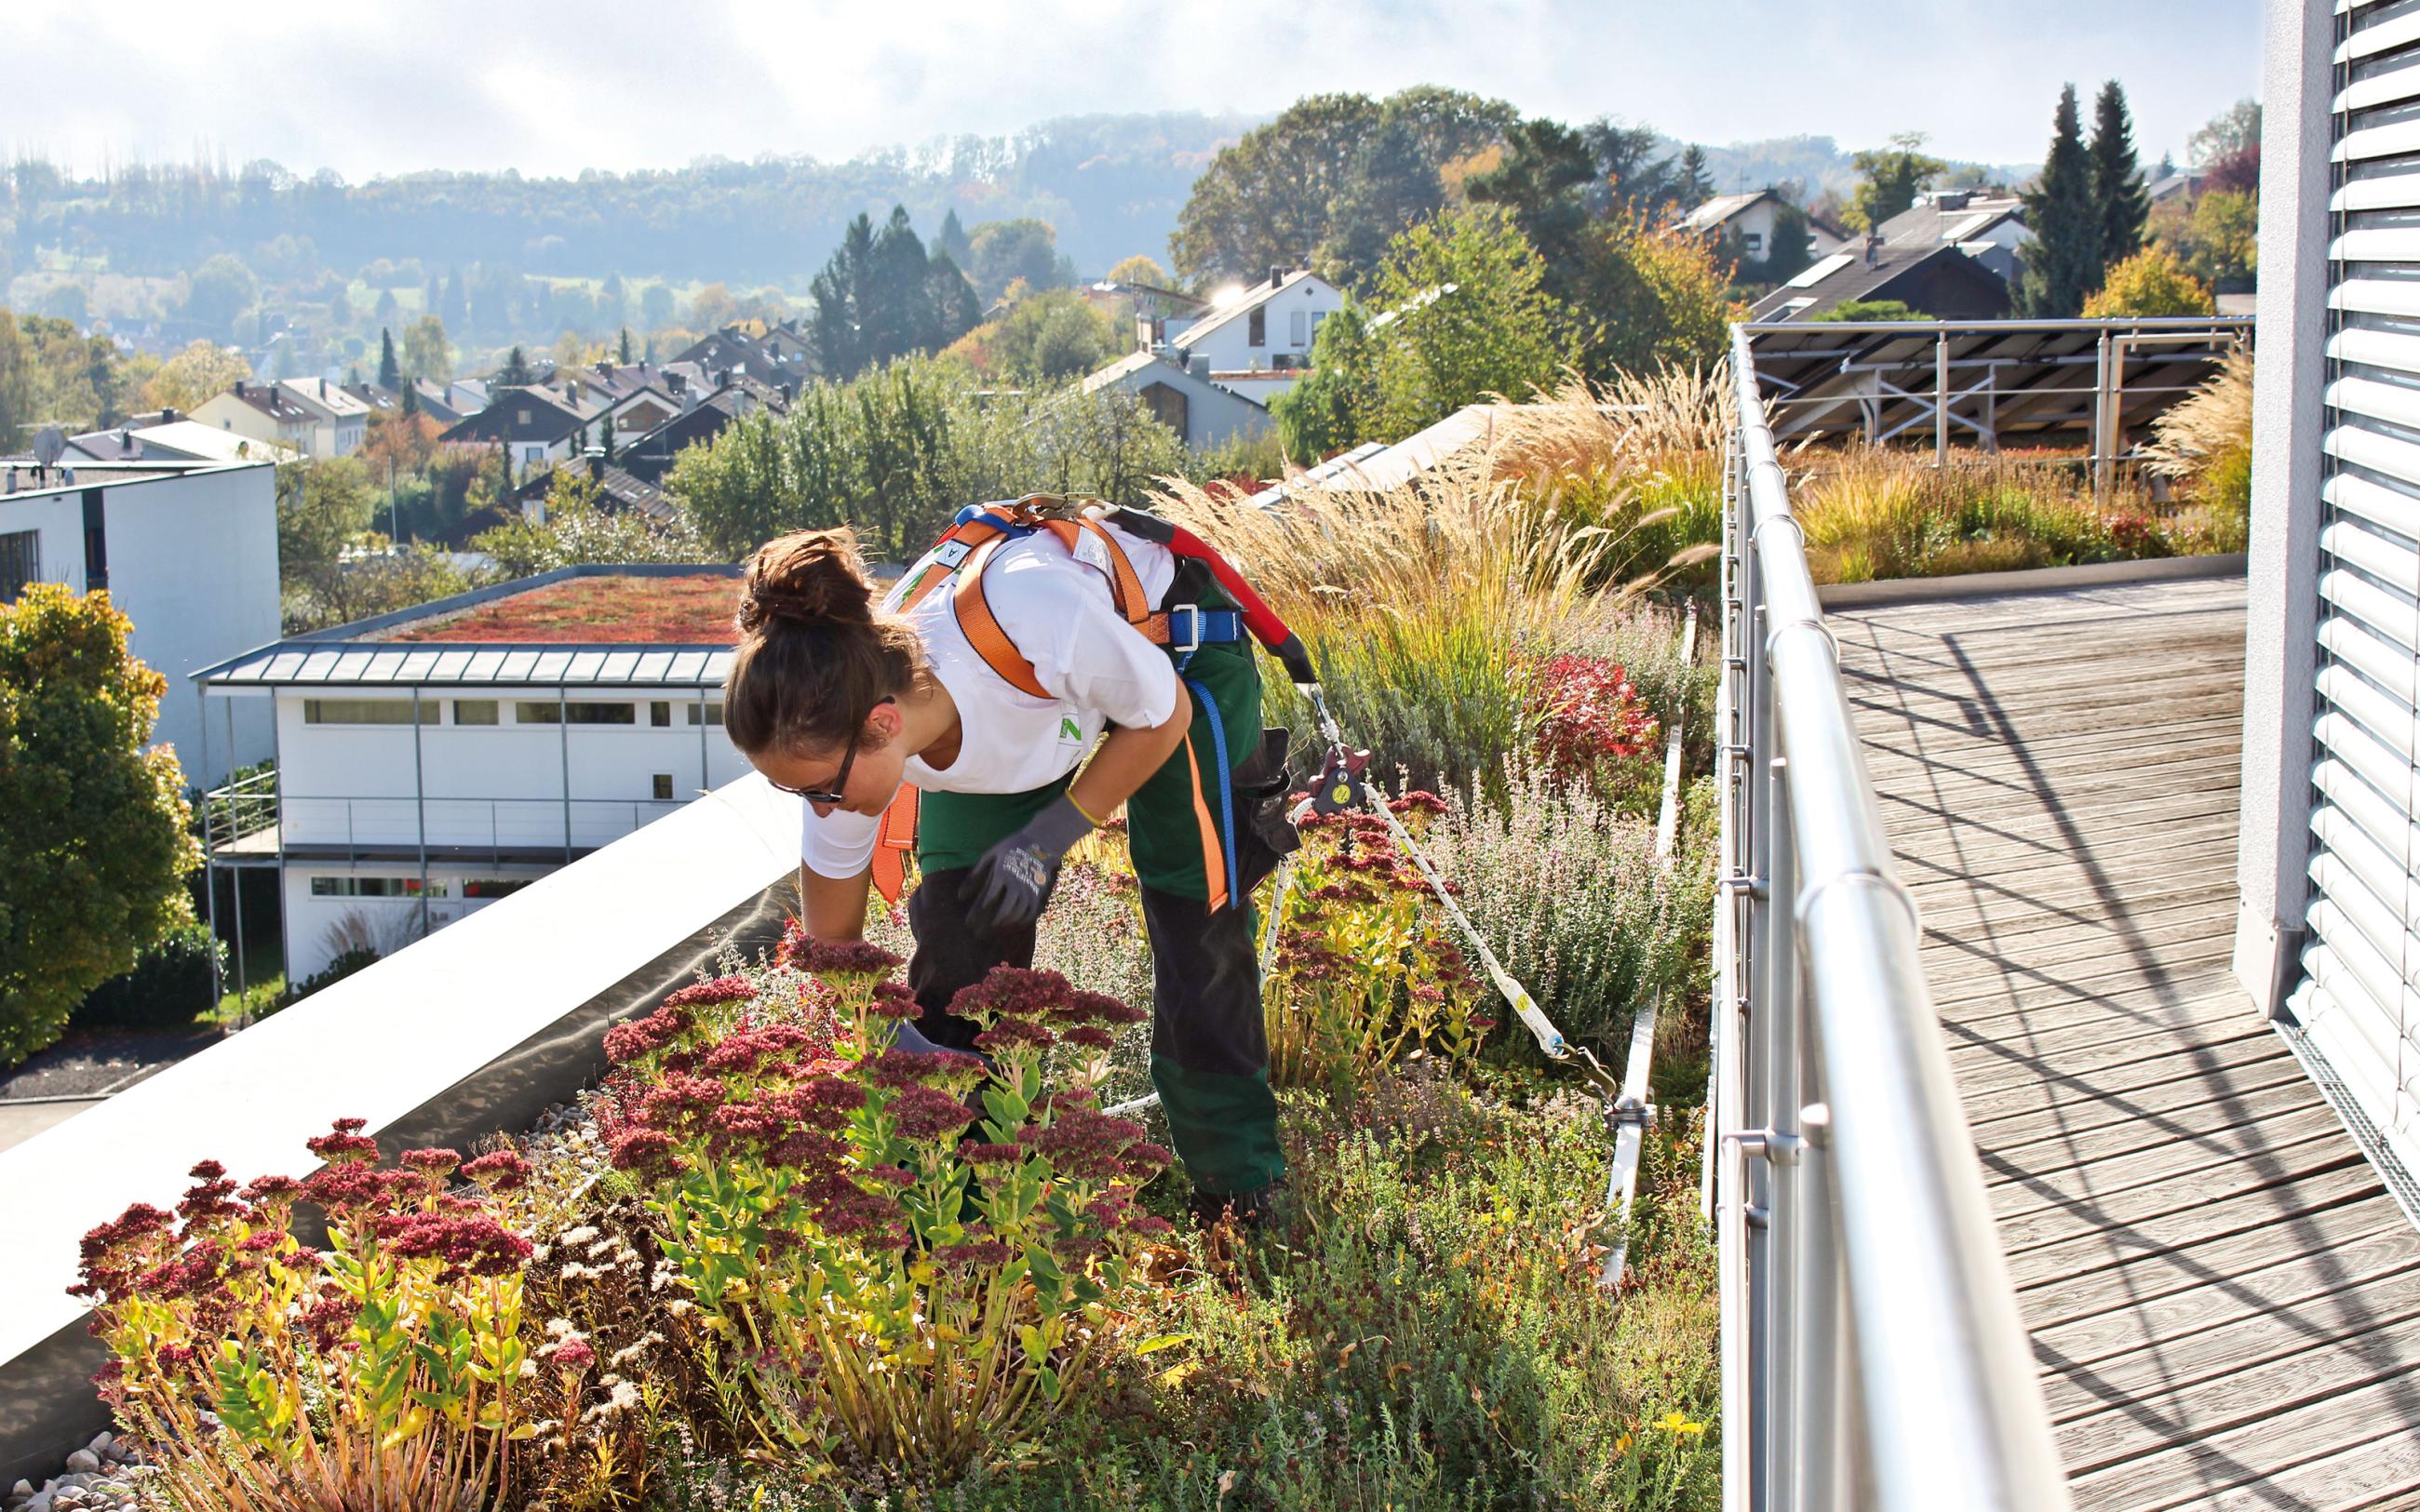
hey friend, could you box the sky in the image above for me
[3,0,2265,181]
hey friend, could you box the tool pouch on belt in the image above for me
[1231,726,1300,895]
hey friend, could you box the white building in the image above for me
[0,461,279,785]
[191,381,322,457]
[195,566,756,981]
[1082,351,1271,451]
[1165,269,1344,405]
[279,378,372,458]
[1675,189,1849,263]
[2235,0,2420,1189]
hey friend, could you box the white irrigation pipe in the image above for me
[1600,603,1697,1290]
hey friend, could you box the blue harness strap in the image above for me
[1181,671,1242,912]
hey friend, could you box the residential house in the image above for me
[1082,351,1270,451]
[617,376,792,486]
[191,381,323,457]
[277,377,372,458]
[439,387,601,478]
[60,426,210,464]
[1875,189,2034,284]
[409,380,465,425]
[558,361,681,440]
[1747,240,2012,322]
[193,566,754,980]
[513,451,672,523]
[2148,170,2208,207]
[1165,269,1345,405]
[1,461,280,784]
[1676,190,1849,263]
[342,381,401,417]
[670,323,814,390]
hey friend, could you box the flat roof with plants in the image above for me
[376,571,742,646]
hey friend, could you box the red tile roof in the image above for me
[383,573,740,645]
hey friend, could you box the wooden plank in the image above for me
[1919,915,2238,997]
[1905,828,2244,899]
[2018,1190,2406,1316]
[1914,878,2240,943]
[1970,1052,2311,1144]
[1954,1012,2271,1097]
[1933,961,2244,1021]
[2193,1423,2420,1510]
[1886,789,2244,860]
[1866,749,2246,811]
[1990,1104,2350,1223]
[2055,1312,2420,1479]
[1994,1124,2361,1258]
[2004,1157,2384,1290]
[2067,1364,2420,1508]
[1894,798,2247,877]
[1982,1077,2329,1185]
[1959,1031,2290,1127]
[2038,1236,2420,1421]
[1948,983,2252,1069]
[2029,1214,2420,1372]
[1858,712,2245,772]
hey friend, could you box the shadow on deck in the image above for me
[1833,574,2420,1511]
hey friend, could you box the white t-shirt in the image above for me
[800,520,1183,879]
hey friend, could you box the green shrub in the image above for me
[1424,758,1714,1057]
[73,923,223,1032]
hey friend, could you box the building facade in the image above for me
[195,567,753,981]
[0,461,279,784]
[2236,0,2420,1185]
[1166,270,1344,403]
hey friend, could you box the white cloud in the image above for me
[0,0,2261,179]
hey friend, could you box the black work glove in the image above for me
[963,794,1096,936]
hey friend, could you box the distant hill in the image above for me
[1679,134,2039,204]
[1,110,1270,288]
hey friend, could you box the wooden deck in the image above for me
[1832,575,2420,1511]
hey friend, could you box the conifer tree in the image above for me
[1675,145,1715,207]
[2090,80,2151,267]
[2016,85,2102,317]
[618,326,634,365]
[376,327,400,392]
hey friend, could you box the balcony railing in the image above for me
[202,792,693,865]
[1713,326,2070,1512]
[199,768,278,853]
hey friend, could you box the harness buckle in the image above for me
[1168,604,1203,653]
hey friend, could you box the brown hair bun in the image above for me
[737,529,876,635]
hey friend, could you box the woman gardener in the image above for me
[723,508,1295,1225]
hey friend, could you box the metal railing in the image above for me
[199,768,279,852]
[1712,326,2071,1512]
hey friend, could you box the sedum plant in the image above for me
[74,1127,545,1511]
[596,931,1174,1474]
[1263,795,1494,1091]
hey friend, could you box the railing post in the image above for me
[1762,753,1800,1510]
[1933,328,1949,467]
[1741,475,1777,1512]
[1797,1096,1846,1512]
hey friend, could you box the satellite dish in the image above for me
[32,427,66,470]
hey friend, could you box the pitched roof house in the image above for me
[1676,190,1850,261]
[1874,189,2034,283]
[1747,241,2012,323]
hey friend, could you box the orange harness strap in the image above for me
[1179,726,1230,915]
[868,783,921,904]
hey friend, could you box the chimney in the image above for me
[716,367,733,391]
[595,360,612,378]
[1187,353,1208,378]
[1863,232,1882,267]
[777,381,795,405]
[586,450,606,481]
[269,382,282,407]
[1268,265,1285,289]
[666,371,687,397]
[162,407,179,424]
[234,380,247,399]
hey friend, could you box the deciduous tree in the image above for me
[0,585,200,1066]
[141,340,250,416]
[2082,246,2216,317]
[402,315,452,384]
[1844,132,1946,233]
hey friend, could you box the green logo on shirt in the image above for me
[1059,716,1083,743]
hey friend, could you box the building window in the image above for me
[1289,309,1307,347]
[650,701,672,727]
[1744,233,1764,253]
[81,488,107,593]
[311,876,449,898]
[1247,307,1266,347]
[687,702,724,726]
[516,701,636,725]
[303,698,437,726]
[652,773,675,800]
[0,529,37,601]
[453,700,499,726]
[462,878,532,900]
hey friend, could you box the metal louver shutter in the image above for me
[2296,0,2420,1166]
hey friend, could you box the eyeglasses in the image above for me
[770,698,894,806]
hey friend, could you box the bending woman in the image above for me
[723,524,1288,1224]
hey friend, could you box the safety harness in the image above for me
[866,494,1318,913]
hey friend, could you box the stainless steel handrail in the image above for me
[1714,325,2072,1512]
